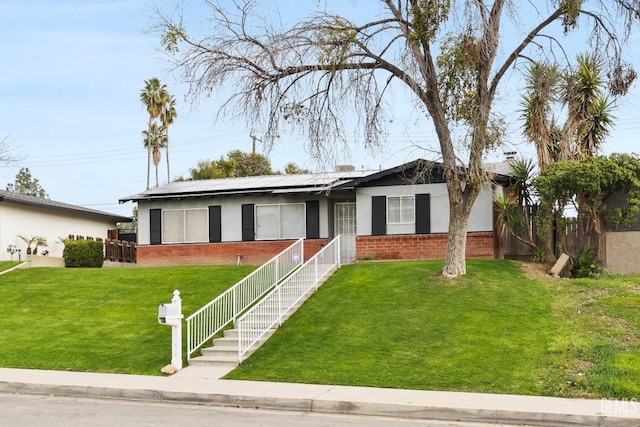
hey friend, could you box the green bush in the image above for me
[63,240,104,268]
[572,246,602,278]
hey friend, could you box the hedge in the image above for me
[63,240,104,268]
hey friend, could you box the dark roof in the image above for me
[0,190,131,223]
[120,159,510,203]
[120,170,375,202]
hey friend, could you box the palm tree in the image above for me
[160,93,177,183]
[521,54,615,263]
[562,54,614,160]
[520,62,563,262]
[521,62,562,171]
[140,78,168,189]
[142,123,167,188]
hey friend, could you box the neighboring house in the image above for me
[121,159,510,267]
[0,190,131,260]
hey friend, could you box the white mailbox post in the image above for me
[158,290,184,370]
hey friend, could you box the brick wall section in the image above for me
[356,232,494,261]
[137,239,328,267]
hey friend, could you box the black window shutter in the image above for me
[241,204,255,241]
[305,200,320,239]
[371,196,386,236]
[209,206,222,242]
[415,193,431,234]
[149,209,162,245]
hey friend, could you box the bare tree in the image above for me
[152,0,639,277]
[0,135,21,166]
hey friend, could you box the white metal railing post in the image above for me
[314,256,319,290]
[278,286,282,326]
[232,286,237,323]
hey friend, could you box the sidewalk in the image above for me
[0,366,638,426]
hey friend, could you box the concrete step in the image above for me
[209,335,237,348]
[188,354,238,367]
[201,346,238,358]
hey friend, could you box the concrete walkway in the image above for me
[0,366,638,426]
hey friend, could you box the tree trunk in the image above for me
[146,117,152,190]
[146,146,151,190]
[166,130,171,184]
[594,212,607,268]
[442,185,477,278]
[544,218,556,264]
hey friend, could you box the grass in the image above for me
[0,261,20,273]
[227,260,640,399]
[0,265,254,375]
[1,259,639,398]
[543,273,640,398]
[227,260,554,395]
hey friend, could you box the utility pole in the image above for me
[249,134,261,154]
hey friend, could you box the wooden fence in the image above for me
[66,234,137,264]
[503,216,599,260]
[105,239,137,263]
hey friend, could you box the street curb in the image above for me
[1,379,639,427]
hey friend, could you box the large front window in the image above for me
[387,196,415,224]
[162,208,208,243]
[255,203,305,240]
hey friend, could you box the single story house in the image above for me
[121,159,510,267]
[0,190,131,261]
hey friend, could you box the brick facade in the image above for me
[356,232,494,261]
[137,239,328,267]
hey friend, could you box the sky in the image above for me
[1,1,640,218]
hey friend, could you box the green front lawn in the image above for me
[227,260,640,399]
[228,260,553,395]
[1,260,638,398]
[0,265,254,375]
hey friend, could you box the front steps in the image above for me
[188,265,338,369]
[188,328,275,367]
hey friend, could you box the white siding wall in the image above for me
[0,203,118,260]
[356,183,495,236]
[137,195,329,245]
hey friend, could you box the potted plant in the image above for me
[17,234,37,255]
[33,236,48,255]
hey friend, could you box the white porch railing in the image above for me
[237,235,341,362]
[186,238,304,360]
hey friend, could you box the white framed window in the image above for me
[255,203,305,240]
[387,195,415,224]
[162,208,208,243]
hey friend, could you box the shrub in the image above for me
[531,247,545,263]
[571,246,602,278]
[63,240,104,268]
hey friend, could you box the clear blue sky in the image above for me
[1,0,639,217]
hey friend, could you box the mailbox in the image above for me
[158,302,182,326]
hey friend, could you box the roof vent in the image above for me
[335,165,355,172]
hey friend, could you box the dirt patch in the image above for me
[519,261,559,284]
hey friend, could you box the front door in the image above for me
[335,202,357,263]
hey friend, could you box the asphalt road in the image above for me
[0,392,535,427]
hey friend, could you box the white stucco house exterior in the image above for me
[0,190,131,261]
[121,159,510,266]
